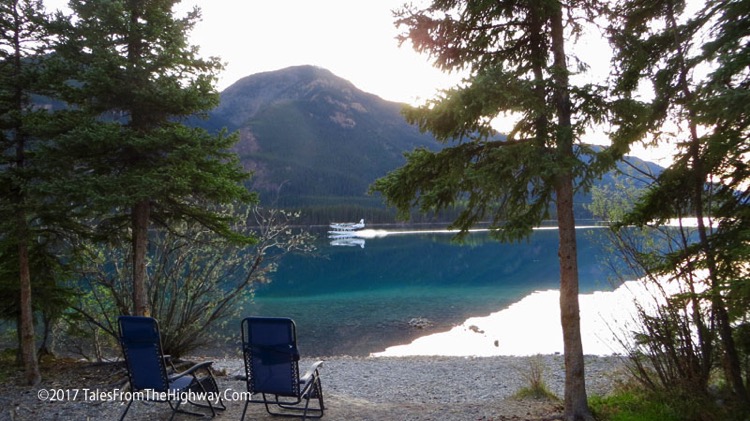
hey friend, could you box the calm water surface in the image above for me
[235,226,623,357]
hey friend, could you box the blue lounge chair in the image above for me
[117,316,226,421]
[240,316,324,420]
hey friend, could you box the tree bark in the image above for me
[689,123,749,404]
[550,5,594,420]
[9,0,41,386]
[18,225,41,386]
[125,3,151,317]
[556,179,592,420]
[132,200,150,316]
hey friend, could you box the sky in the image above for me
[43,0,612,105]
[184,0,459,104]
[41,0,673,163]
[44,0,457,104]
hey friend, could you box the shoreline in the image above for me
[4,353,628,421]
[372,278,672,358]
[213,353,627,400]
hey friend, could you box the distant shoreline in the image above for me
[305,219,608,230]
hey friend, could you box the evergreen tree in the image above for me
[0,0,54,386]
[372,1,610,419]
[49,0,255,316]
[610,0,750,405]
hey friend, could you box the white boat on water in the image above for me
[329,219,365,232]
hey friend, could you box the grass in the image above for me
[589,390,682,421]
[513,355,559,401]
[587,372,750,421]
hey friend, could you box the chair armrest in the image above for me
[163,355,178,371]
[168,361,214,382]
[299,360,324,384]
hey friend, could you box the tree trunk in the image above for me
[556,179,593,420]
[689,132,749,404]
[132,200,150,316]
[9,2,41,386]
[550,5,594,420]
[18,231,41,385]
[125,2,151,317]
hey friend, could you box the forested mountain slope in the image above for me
[198,65,661,223]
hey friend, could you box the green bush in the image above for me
[590,390,680,421]
[64,206,315,358]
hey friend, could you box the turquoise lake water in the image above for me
[238,226,626,357]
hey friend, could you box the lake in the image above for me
[238,225,627,357]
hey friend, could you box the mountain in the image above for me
[200,65,440,221]
[201,65,662,223]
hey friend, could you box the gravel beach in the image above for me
[3,354,627,421]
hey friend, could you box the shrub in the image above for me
[62,206,315,358]
[514,355,558,400]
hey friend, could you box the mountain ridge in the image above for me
[200,65,443,222]
[200,65,661,223]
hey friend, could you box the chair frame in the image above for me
[240,316,324,420]
[117,316,226,421]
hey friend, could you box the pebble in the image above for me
[215,353,627,404]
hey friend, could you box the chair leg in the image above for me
[169,399,182,421]
[187,374,226,415]
[211,394,226,413]
[308,382,325,420]
[240,400,251,421]
[119,398,134,421]
[297,383,325,420]
[171,397,209,419]
[302,395,311,420]
[313,376,325,411]
[263,393,275,416]
[245,391,324,420]
[186,390,216,416]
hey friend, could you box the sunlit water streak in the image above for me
[374,273,699,357]
[353,225,607,239]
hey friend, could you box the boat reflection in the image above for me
[329,234,365,248]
